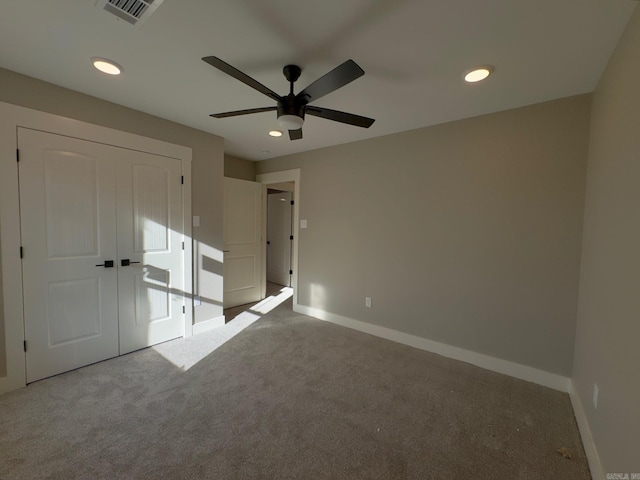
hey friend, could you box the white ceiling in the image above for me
[0,0,636,161]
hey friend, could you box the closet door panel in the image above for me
[18,128,119,383]
[117,151,184,354]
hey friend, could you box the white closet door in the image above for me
[19,129,186,382]
[116,150,184,354]
[18,128,119,383]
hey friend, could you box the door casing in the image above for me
[256,170,300,306]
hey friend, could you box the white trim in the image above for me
[0,108,26,395]
[569,381,604,480]
[294,303,572,392]
[256,169,301,306]
[0,101,193,395]
[182,157,193,337]
[192,315,226,335]
[259,184,267,300]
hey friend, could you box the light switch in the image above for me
[193,215,200,227]
[300,219,308,229]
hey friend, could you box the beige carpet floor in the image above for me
[0,297,590,479]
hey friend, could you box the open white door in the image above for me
[19,128,120,383]
[223,178,263,309]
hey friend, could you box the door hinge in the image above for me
[181,175,184,184]
[289,270,293,275]
[182,241,185,250]
[16,149,20,162]
[19,246,23,259]
[290,235,294,241]
[182,305,186,314]
[290,200,294,205]
[23,340,27,352]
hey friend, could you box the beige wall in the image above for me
[258,95,591,376]
[0,67,225,327]
[225,155,256,181]
[573,6,640,474]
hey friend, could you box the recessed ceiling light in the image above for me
[91,57,123,75]
[269,130,283,137]
[464,65,494,83]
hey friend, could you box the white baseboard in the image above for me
[294,303,572,393]
[569,381,604,480]
[0,376,26,396]
[192,315,226,335]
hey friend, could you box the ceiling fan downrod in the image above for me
[282,64,302,96]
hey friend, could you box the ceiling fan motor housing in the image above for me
[277,95,306,120]
[277,94,306,129]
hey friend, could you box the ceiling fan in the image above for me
[202,56,375,140]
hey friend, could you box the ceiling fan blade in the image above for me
[289,129,303,140]
[202,56,281,102]
[306,106,375,128]
[296,60,364,104]
[210,106,277,118]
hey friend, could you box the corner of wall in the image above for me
[224,154,257,181]
[569,381,605,480]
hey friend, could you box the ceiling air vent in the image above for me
[97,0,164,26]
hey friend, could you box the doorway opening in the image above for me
[266,185,294,288]
[223,169,300,322]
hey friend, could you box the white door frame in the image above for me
[256,169,300,306]
[0,101,193,395]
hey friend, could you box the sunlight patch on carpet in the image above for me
[151,311,261,371]
[250,287,293,314]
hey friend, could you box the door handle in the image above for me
[95,260,114,268]
[120,259,141,266]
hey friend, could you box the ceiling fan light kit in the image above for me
[202,56,375,141]
[278,114,304,130]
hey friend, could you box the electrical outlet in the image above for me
[365,297,372,308]
[593,383,599,409]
